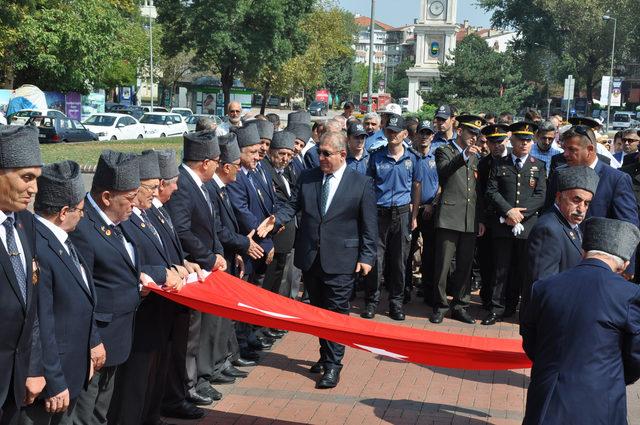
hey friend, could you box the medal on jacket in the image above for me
[32,258,39,285]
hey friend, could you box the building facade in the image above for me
[354,15,393,72]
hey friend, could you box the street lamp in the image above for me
[367,0,376,113]
[603,14,617,134]
[141,0,157,108]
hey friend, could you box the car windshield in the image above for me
[84,115,116,126]
[614,114,630,122]
[174,110,191,117]
[17,111,41,117]
[310,102,324,108]
[140,114,166,124]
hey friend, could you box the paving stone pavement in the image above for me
[165,291,640,425]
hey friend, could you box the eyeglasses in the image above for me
[68,206,84,215]
[622,138,639,143]
[224,162,241,169]
[229,110,241,114]
[140,183,159,192]
[572,125,596,144]
[318,149,338,157]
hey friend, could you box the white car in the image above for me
[10,109,67,126]
[142,106,169,113]
[83,113,145,141]
[140,113,188,138]
[170,107,193,119]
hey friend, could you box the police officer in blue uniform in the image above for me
[364,114,422,321]
[405,120,439,305]
[346,123,370,175]
[431,104,457,152]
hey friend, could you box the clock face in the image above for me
[429,0,445,17]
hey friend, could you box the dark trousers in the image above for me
[236,273,265,352]
[365,207,411,311]
[490,237,528,315]
[197,314,234,382]
[161,308,190,410]
[184,310,202,398]
[303,258,354,368]
[433,228,476,313]
[18,399,76,425]
[263,252,290,295]
[477,226,495,307]
[1,389,18,425]
[70,366,117,425]
[405,208,437,305]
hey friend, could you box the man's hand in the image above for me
[506,207,527,224]
[410,216,418,231]
[355,262,372,276]
[478,223,486,237]
[213,254,227,272]
[235,255,245,279]
[257,215,276,238]
[91,343,106,371]
[45,389,70,413]
[422,204,434,220]
[183,260,205,281]
[265,248,275,265]
[465,144,482,157]
[246,230,265,260]
[24,376,46,405]
[173,264,189,279]
[164,268,184,293]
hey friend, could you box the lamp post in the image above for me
[141,1,157,108]
[603,14,617,134]
[367,0,376,113]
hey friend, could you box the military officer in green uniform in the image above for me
[482,122,547,325]
[430,115,487,325]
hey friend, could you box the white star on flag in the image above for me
[354,344,408,360]
[237,302,300,319]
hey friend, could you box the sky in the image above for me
[336,0,493,28]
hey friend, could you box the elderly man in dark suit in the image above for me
[165,131,228,405]
[544,125,639,278]
[19,161,95,425]
[521,217,640,425]
[0,126,44,425]
[257,131,377,389]
[69,151,141,425]
[524,166,599,317]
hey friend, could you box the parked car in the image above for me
[26,116,97,143]
[120,106,145,120]
[140,112,188,138]
[10,109,67,125]
[142,106,169,113]
[307,101,328,116]
[83,113,145,141]
[612,111,639,130]
[170,107,193,119]
[106,103,130,113]
[185,114,222,132]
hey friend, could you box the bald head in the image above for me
[325,119,343,133]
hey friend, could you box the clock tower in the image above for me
[407,0,457,112]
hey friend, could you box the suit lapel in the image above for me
[130,213,169,264]
[85,200,136,271]
[553,208,582,255]
[149,206,183,260]
[0,241,26,310]
[180,166,212,217]
[212,182,239,228]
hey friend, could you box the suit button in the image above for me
[516,191,520,195]
[467,198,471,202]
[517,182,521,186]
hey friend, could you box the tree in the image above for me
[351,63,384,96]
[2,0,147,92]
[478,0,640,102]
[156,0,313,113]
[387,59,412,99]
[423,34,533,113]
[322,55,354,105]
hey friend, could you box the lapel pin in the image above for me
[105,229,112,236]
[140,222,146,228]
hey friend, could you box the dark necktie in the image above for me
[159,206,174,231]
[573,226,582,242]
[321,174,333,216]
[65,239,88,288]
[248,173,264,202]
[3,216,26,302]
[257,163,269,186]
[515,157,522,171]
[110,224,126,246]
[141,210,163,246]
[201,185,213,214]
[220,186,232,209]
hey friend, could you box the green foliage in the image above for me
[387,59,412,99]
[423,34,532,114]
[351,63,384,95]
[403,103,437,122]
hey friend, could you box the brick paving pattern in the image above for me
[167,292,640,425]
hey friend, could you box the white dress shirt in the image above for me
[36,215,88,286]
[87,193,136,264]
[322,162,347,213]
[0,211,26,273]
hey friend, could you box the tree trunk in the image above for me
[3,64,15,89]
[260,80,271,115]
[221,67,234,116]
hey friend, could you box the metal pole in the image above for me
[605,17,617,134]
[149,1,154,109]
[367,0,375,112]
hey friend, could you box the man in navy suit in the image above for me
[544,125,639,278]
[165,131,228,405]
[69,151,141,425]
[521,217,640,425]
[257,131,378,389]
[524,166,599,318]
[0,126,44,425]
[20,161,95,425]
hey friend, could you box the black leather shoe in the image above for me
[389,309,405,321]
[316,368,341,389]
[249,339,273,351]
[197,385,222,401]
[360,304,376,319]
[232,357,257,367]
[262,329,282,339]
[259,335,276,344]
[223,366,249,378]
[210,374,235,384]
[239,350,260,361]
[430,311,444,324]
[452,309,475,324]
[161,401,205,419]
[186,392,214,406]
[481,312,502,326]
[309,361,324,373]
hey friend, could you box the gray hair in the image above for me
[363,112,381,123]
[325,119,343,133]
[195,117,217,131]
[319,131,347,152]
[586,250,625,270]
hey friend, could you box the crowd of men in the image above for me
[0,98,639,425]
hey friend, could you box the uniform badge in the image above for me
[429,159,436,168]
[105,228,112,236]
[569,231,575,239]
[140,222,146,228]
[32,258,39,285]
[404,159,413,171]
[529,177,536,188]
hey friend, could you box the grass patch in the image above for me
[40,136,184,165]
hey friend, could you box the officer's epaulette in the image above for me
[407,146,421,158]
[369,145,386,155]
